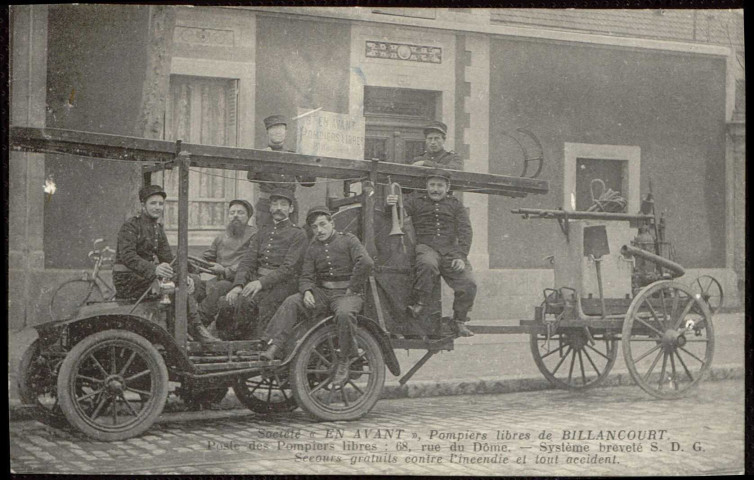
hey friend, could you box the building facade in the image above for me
[9,6,744,330]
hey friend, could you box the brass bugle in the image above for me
[389,181,404,237]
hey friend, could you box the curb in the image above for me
[9,364,744,423]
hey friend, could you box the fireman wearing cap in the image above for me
[113,184,219,342]
[259,205,373,386]
[196,199,257,327]
[247,114,315,226]
[411,121,463,170]
[218,189,307,340]
[386,169,476,337]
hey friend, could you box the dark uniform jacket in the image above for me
[247,145,315,194]
[233,218,307,289]
[115,212,173,280]
[402,193,472,260]
[412,149,463,170]
[299,232,374,295]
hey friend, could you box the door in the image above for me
[157,75,239,244]
[363,86,438,164]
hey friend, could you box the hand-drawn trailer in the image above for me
[12,126,716,441]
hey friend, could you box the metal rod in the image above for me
[512,207,653,222]
[175,150,190,350]
[399,350,435,386]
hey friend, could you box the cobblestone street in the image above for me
[10,379,744,476]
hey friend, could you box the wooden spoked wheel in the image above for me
[290,324,385,421]
[622,281,714,399]
[690,274,724,314]
[234,369,297,414]
[530,307,618,390]
[57,330,169,441]
[17,340,69,429]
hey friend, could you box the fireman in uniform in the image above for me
[218,189,308,340]
[386,169,476,337]
[113,184,219,342]
[410,121,463,170]
[259,206,374,386]
[247,114,315,226]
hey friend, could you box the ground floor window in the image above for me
[563,143,640,213]
[155,75,241,245]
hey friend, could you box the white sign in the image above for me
[296,108,365,160]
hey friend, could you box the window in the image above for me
[156,75,240,245]
[363,86,440,163]
[563,143,640,213]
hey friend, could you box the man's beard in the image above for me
[226,220,246,237]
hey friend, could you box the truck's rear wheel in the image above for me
[290,324,385,421]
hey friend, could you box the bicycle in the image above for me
[49,238,116,321]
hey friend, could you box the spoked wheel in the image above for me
[690,275,724,314]
[50,279,105,321]
[530,324,618,390]
[622,280,714,399]
[234,369,297,414]
[17,340,69,429]
[290,324,385,421]
[57,330,169,441]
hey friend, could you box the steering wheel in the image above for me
[187,255,215,274]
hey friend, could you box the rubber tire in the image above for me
[57,330,169,441]
[290,324,385,422]
[17,339,70,429]
[234,371,297,415]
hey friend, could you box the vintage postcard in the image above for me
[8,5,745,476]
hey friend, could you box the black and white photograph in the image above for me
[7,5,745,476]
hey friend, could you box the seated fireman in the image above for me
[196,199,257,327]
[218,189,307,340]
[113,184,220,343]
[386,169,476,337]
[259,206,374,386]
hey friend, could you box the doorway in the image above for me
[363,86,440,163]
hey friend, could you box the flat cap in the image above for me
[228,199,253,217]
[305,205,332,225]
[263,115,287,130]
[138,184,167,203]
[423,120,447,137]
[425,168,451,182]
[268,188,295,205]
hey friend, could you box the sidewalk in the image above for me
[8,312,745,419]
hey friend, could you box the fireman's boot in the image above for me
[190,323,221,343]
[453,312,474,338]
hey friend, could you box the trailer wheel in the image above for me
[290,324,385,421]
[690,274,723,314]
[17,340,69,429]
[57,330,169,441]
[234,369,297,414]
[622,281,714,399]
[530,327,618,390]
